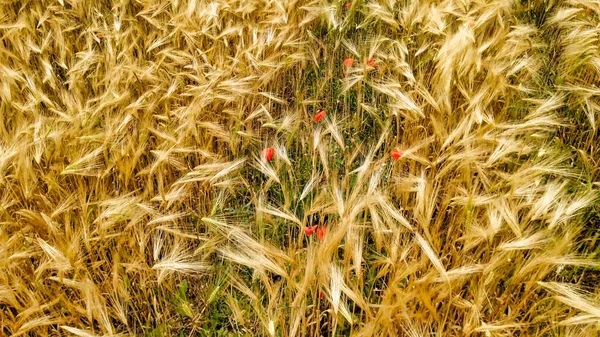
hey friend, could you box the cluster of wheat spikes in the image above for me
[1,0,599,336]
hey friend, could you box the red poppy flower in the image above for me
[366,57,375,67]
[391,148,402,160]
[345,2,352,8]
[316,226,326,240]
[304,225,317,236]
[262,147,275,162]
[319,291,325,299]
[314,110,326,122]
[343,58,354,67]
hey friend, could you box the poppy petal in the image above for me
[304,225,318,236]
[314,110,326,122]
[391,149,402,160]
[262,147,275,162]
[343,58,354,67]
[316,226,326,240]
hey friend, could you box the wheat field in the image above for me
[1,0,599,336]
